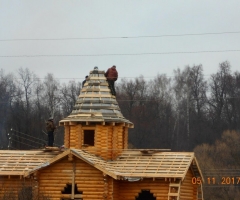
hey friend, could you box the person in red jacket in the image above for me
[105,65,118,96]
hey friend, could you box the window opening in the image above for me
[83,130,95,146]
[136,190,156,200]
[61,184,83,200]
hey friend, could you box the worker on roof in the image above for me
[46,117,56,147]
[105,65,118,96]
[82,75,88,88]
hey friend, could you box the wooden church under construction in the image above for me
[0,67,204,200]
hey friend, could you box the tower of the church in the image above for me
[59,67,133,160]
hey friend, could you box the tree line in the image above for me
[118,61,240,151]
[0,61,239,199]
[0,61,239,151]
[0,68,81,150]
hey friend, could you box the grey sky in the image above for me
[0,0,240,82]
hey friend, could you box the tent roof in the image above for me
[59,68,133,127]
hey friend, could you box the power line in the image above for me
[8,146,19,150]
[0,74,215,80]
[11,132,45,146]
[1,31,240,41]
[10,128,61,146]
[11,128,46,143]
[0,49,240,58]
[11,138,37,149]
[0,96,238,105]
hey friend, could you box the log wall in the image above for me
[0,176,35,199]
[64,125,70,148]
[69,125,77,148]
[123,127,128,149]
[117,179,169,200]
[113,179,119,200]
[38,155,106,200]
[65,124,126,160]
[180,169,198,200]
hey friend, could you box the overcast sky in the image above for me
[0,0,240,82]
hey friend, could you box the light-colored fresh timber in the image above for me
[0,67,203,200]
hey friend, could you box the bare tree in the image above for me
[60,80,81,116]
[43,73,60,118]
[0,70,17,149]
[116,77,142,120]
[194,130,240,200]
[173,67,192,150]
[147,74,174,149]
[208,61,233,137]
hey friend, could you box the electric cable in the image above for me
[11,138,37,149]
[11,132,45,146]
[0,49,240,57]
[11,128,46,143]
[0,31,240,41]
[11,128,61,146]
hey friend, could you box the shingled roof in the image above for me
[59,67,133,127]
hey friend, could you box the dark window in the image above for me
[83,130,95,146]
[136,190,156,200]
[61,184,83,200]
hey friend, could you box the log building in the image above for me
[0,67,204,200]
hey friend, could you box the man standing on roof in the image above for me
[105,65,118,96]
[82,75,88,88]
[46,117,56,147]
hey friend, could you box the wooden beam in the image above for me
[71,161,76,199]
[110,122,115,126]
[64,122,69,126]
[59,122,64,126]
[68,154,73,161]
[117,123,125,126]
[34,171,39,180]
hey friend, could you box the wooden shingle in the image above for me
[59,68,133,127]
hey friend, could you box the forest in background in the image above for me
[0,61,240,199]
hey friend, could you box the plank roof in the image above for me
[0,150,61,175]
[72,149,203,180]
[21,149,203,181]
[59,67,133,127]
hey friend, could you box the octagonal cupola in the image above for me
[59,67,133,160]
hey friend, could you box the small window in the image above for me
[61,183,82,200]
[83,130,95,146]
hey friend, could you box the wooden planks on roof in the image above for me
[71,149,197,180]
[0,150,61,175]
[59,68,134,127]
[0,148,202,181]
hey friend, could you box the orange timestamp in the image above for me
[192,177,240,185]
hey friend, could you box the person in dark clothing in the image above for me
[105,65,118,96]
[82,75,88,88]
[46,118,56,147]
